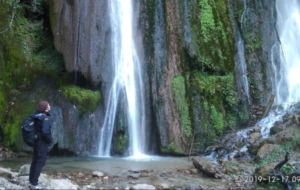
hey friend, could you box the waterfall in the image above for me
[259,0,300,137]
[276,0,300,104]
[98,0,146,157]
[236,31,250,103]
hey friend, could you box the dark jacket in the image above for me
[34,111,53,146]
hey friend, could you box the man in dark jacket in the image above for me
[29,101,53,189]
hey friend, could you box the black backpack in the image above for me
[21,115,39,147]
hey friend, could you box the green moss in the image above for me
[161,142,182,154]
[0,89,7,125]
[4,100,37,150]
[210,105,224,135]
[0,0,72,91]
[191,71,238,146]
[60,85,100,114]
[115,133,128,154]
[172,75,192,138]
[190,0,234,73]
[192,72,238,108]
[228,160,238,167]
[257,138,299,167]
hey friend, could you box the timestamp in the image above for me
[242,176,300,183]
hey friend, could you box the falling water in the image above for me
[259,0,300,137]
[98,0,146,157]
[276,0,300,104]
[240,0,247,29]
[236,31,250,103]
[234,0,250,103]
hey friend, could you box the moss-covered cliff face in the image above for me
[140,0,278,154]
[231,0,278,105]
[139,0,238,153]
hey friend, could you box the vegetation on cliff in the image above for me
[60,85,100,115]
[0,0,100,150]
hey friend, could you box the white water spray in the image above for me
[98,0,146,157]
[259,0,300,137]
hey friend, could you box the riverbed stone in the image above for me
[140,173,149,177]
[132,184,156,190]
[0,167,13,179]
[18,164,30,176]
[192,157,225,178]
[253,125,262,133]
[128,173,140,179]
[270,125,283,135]
[256,144,279,161]
[92,171,104,177]
[249,132,262,144]
[190,169,198,174]
[255,163,277,178]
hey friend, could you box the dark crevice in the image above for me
[49,143,76,156]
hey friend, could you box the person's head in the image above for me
[37,101,51,113]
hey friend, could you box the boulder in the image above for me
[249,132,262,144]
[283,114,293,123]
[253,125,262,132]
[0,167,13,179]
[18,164,30,176]
[0,177,23,189]
[293,114,300,124]
[254,163,277,178]
[256,144,279,162]
[237,161,256,175]
[192,157,225,178]
[270,125,283,135]
[132,184,156,190]
[128,174,140,179]
[92,171,104,177]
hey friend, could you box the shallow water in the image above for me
[1,156,192,173]
[0,156,230,188]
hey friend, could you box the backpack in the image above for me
[21,115,39,147]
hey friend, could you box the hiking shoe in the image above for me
[30,184,44,189]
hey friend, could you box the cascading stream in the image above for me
[98,0,145,157]
[213,0,300,160]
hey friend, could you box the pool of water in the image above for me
[0,156,230,188]
[1,156,192,173]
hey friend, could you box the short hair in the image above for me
[37,101,49,113]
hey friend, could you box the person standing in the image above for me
[29,101,53,189]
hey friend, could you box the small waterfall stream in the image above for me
[236,31,250,103]
[98,0,146,157]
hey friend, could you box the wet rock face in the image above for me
[49,0,111,85]
[139,0,189,153]
[241,0,279,104]
[19,78,103,156]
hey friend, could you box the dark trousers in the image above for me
[29,146,48,185]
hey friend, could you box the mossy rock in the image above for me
[236,141,245,148]
[60,85,101,114]
[270,125,283,135]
